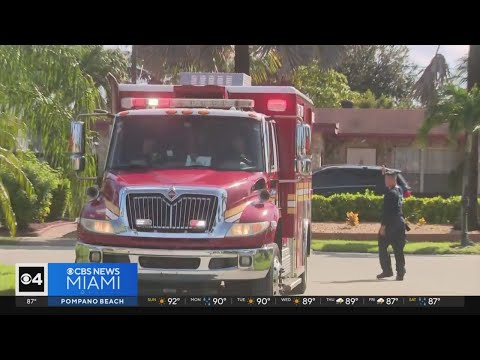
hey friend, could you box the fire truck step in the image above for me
[281,277,303,293]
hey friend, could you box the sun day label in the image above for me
[48,263,138,297]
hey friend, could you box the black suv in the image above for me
[313,165,412,197]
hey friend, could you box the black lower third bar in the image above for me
[15,296,466,308]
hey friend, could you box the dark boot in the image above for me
[377,271,394,279]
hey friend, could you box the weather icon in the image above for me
[336,298,344,304]
[247,298,255,305]
[294,298,300,305]
[377,298,385,304]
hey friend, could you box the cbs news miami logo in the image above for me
[15,263,137,297]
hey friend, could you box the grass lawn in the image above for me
[312,240,480,255]
[0,264,15,295]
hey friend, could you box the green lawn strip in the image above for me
[0,264,15,295]
[312,240,480,255]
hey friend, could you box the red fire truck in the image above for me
[70,72,314,295]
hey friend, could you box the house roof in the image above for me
[313,108,450,137]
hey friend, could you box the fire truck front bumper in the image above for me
[75,242,274,282]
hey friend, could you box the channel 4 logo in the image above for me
[16,263,48,296]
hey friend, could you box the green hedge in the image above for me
[312,191,464,224]
[0,152,71,229]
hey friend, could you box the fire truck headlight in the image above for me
[80,218,115,234]
[226,222,270,237]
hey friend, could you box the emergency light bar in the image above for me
[180,72,251,86]
[121,97,255,110]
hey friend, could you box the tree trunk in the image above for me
[462,132,473,245]
[234,45,250,75]
[131,45,137,84]
[467,45,480,229]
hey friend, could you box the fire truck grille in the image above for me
[126,193,218,233]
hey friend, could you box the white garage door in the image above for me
[347,148,376,165]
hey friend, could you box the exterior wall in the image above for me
[313,129,463,195]
[311,131,325,170]
[322,136,403,167]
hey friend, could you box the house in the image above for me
[312,108,464,195]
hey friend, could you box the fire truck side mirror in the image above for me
[295,123,312,176]
[69,120,86,172]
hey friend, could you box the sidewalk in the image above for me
[0,221,77,246]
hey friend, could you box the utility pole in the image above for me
[131,45,137,84]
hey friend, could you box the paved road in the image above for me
[1,246,480,295]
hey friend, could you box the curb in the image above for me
[35,221,76,236]
[312,232,480,242]
[0,238,76,247]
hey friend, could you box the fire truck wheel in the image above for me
[248,244,281,296]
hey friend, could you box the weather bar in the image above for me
[16,296,465,307]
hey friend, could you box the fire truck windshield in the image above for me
[106,115,265,172]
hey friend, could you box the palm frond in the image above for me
[0,45,99,218]
[418,84,480,146]
[413,53,450,105]
[0,147,34,196]
[0,180,16,237]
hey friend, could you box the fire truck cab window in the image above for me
[106,115,265,172]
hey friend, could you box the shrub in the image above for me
[0,152,66,228]
[312,192,464,225]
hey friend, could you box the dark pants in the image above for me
[378,223,406,275]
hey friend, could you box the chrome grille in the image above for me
[126,193,218,233]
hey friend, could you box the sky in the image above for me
[105,45,470,69]
[408,45,468,68]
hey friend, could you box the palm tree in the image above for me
[414,45,480,233]
[134,45,346,84]
[413,46,450,105]
[465,46,480,232]
[418,84,480,245]
[0,45,100,219]
[0,116,34,236]
[0,153,34,237]
[66,45,130,108]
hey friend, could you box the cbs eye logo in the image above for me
[16,264,48,296]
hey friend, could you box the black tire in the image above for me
[246,244,281,296]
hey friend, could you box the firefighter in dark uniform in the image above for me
[377,166,407,281]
